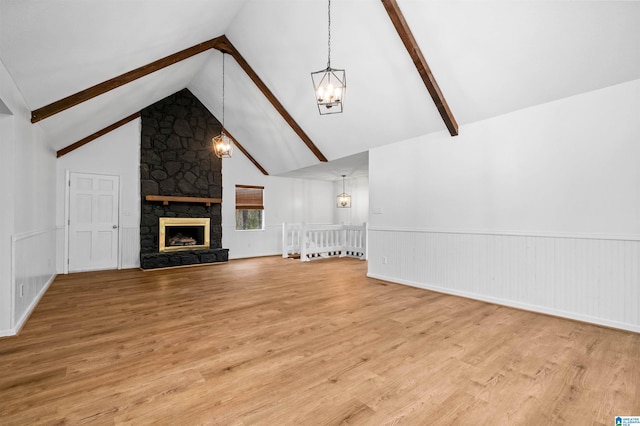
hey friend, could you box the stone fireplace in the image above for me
[139,89,229,269]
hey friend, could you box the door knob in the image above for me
[113,225,118,229]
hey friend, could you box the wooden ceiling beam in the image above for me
[32,37,225,123]
[381,0,458,136]
[215,36,328,162]
[32,34,327,164]
[223,127,269,175]
[56,112,140,158]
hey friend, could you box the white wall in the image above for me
[0,113,14,335]
[368,79,640,332]
[222,151,335,259]
[0,58,57,336]
[333,176,369,226]
[56,119,141,271]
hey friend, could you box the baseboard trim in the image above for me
[367,272,640,334]
[229,252,281,260]
[0,328,14,338]
[11,273,57,336]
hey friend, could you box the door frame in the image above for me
[64,170,122,274]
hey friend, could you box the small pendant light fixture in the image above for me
[311,0,346,115]
[213,53,233,158]
[336,174,351,208]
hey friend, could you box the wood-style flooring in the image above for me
[1,256,639,425]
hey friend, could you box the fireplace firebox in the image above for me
[159,218,210,252]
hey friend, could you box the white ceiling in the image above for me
[1,0,639,179]
[278,151,369,181]
[0,98,10,115]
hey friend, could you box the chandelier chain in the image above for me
[213,52,232,158]
[222,53,225,127]
[327,0,331,69]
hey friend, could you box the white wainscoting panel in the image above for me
[224,224,283,260]
[120,226,140,269]
[12,228,57,333]
[56,226,65,273]
[368,228,640,332]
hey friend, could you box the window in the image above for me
[235,185,264,230]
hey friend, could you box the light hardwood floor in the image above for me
[1,256,639,425]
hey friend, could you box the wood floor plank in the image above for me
[0,256,639,425]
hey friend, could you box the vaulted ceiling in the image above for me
[2,0,639,178]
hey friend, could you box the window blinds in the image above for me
[235,185,264,210]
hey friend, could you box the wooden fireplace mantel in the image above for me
[145,195,222,207]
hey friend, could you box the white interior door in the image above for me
[68,172,119,272]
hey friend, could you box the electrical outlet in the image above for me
[382,256,388,264]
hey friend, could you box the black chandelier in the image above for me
[311,0,346,115]
[213,53,233,158]
[336,174,351,208]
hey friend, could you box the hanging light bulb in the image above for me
[213,53,232,158]
[311,0,346,115]
[213,132,232,158]
[336,174,351,208]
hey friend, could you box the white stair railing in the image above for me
[343,224,367,259]
[282,222,303,258]
[282,222,367,261]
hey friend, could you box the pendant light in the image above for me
[311,0,346,115]
[213,53,233,158]
[336,174,351,208]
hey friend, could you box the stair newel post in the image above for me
[300,223,309,261]
[282,222,287,258]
